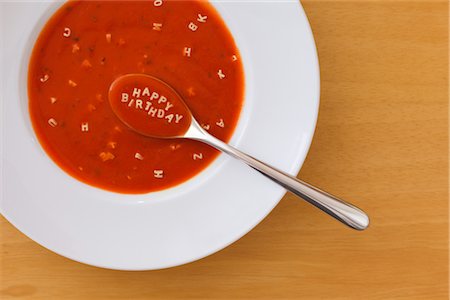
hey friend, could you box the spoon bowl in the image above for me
[109,74,370,230]
[109,74,192,139]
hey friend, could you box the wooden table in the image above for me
[1,1,448,299]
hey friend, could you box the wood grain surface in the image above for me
[1,1,448,299]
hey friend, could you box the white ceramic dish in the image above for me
[0,0,319,270]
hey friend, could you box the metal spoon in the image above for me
[109,74,370,230]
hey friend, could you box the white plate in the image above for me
[0,0,319,270]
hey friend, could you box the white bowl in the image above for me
[0,0,319,270]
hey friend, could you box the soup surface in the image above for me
[28,0,245,194]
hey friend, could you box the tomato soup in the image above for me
[28,0,245,194]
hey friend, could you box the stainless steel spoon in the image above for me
[109,74,370,230]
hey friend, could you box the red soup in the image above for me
[28,0,245,194]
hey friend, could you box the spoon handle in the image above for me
[190,126,369,230]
